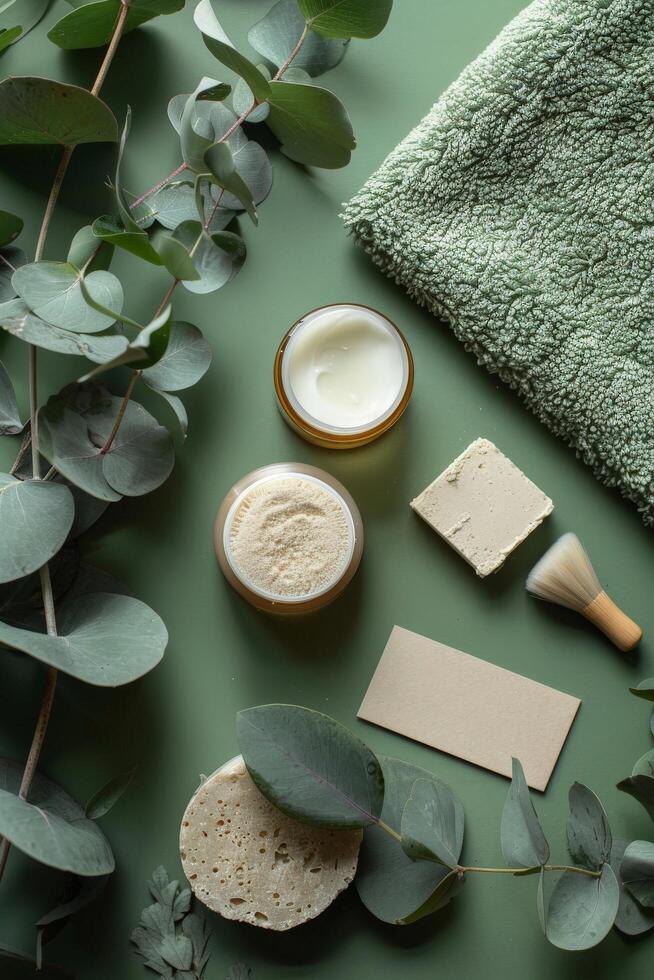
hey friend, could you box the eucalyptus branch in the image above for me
[459,864,601,878]
[100,368,140,454]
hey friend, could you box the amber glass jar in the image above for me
[274,303,414,449]
[214,463,364,616]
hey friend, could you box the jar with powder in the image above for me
[214,463,364,615]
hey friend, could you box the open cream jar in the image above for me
[214,463,363,615]
[274,303,414,448]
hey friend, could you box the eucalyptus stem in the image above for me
[0,0,132,886]
[100,368,140,454]
[377,818,402,843]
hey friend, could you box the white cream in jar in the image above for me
[281,305,410,435]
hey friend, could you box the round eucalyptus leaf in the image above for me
[0,591,167,686]
[0,76,117,145]
[545,865,619,950]
[621,840,654,908]
[398,869,464,925]
[0,210,22,247]
[632,748,654,778]
[0,245,26,301]
[0,298,128,363]
[500,758,549,869]
[150,388,187,439]
[611,839,654,935]
[401,777,462,868]
[266,79,354,168]
[39,383,174,500]
[0,474,74,584]
[232,71,271,123]
[356,755,462,924]
[179,77,230,173]
[631,678,654,702]
[173,222,246,295]
[92,215,162,265]
[566,782,612,871]
[0,358,21,435]
[249,0,348,77]
[193,0,272,103]
[298,0,392,39]
[12,262,123,333]
[222,139,272,211]
[67,225,113,273]
[204,142,257,222]
[142,320,212,391]
[237,704,384,830]
[151,227,200,282]
[47,0,153,50]
[148,181,235,232]
[79,306,173,380]
[0,758,114,875]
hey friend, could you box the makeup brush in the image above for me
[526,533,642,652]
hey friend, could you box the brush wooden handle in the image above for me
[582,591,642,652]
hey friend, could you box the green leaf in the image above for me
[35,875,109,969]
[237,704,384,830]
[85,768,135,819]
[249,0,348,77]
[0,244,25,301]
[0,25,22,51]
[621,840,654,908]
[566,782,612,871]
[0,209,22,247]
[0,757,114,875]
[0,591,167,686]
[631,678,654,702]
[67,225,113,273]
[0,474,74,584]
[151,227,201,281]
[179,76,232,173]
[151,389,188,439]
[356,755,463,924]
[0,358,21,435]
[148,180,235,232]
[172,221,246,295]
[400,777,461,868]
[0,76,117,145]
[39,383,175,500]
[78,306,172,379]
[632,748,654,778]
[500,758,549,868]
[47,0,154,50]
[398,869,464,925]
[142,320,212,391]
[194,0,272,102]
[544,864,619,950]
[267,79,354,168]
[12,261,123,333]
[0,0,50,47]
[298,0,392,38]
[611,839,654,935]
[203,142,257,223]
[225,963,251,980]
[0,298,129,363]
[232,69,271,123]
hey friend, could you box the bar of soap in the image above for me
[410,438,553,576]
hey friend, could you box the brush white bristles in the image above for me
[526,533,601,612]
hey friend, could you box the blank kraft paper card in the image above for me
[358,626,581,790]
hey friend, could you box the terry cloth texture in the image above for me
[343,0,654,525]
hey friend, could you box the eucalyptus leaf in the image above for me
[0,0,49,47]
[0,591,167,686]
[148,180,235,232]
[232,70,271,123]
[500,758,549,868]
[151,389,188,439]
[0,76,117,145]
[611,839,654,935]
[0,358,21,434]
[237,704,384,829]
[0,757,114,875]
[401,778,461,868]
[0,209,22,247]
[79,306,172,379]
[298,0,393,39]
[267,79,354,168]
[566,782,612,871]
[172,221,246,294]
[39,383,175,500]
[356,755,463,924]
[0,298,128,363]
[0,475,74,584]
[142,320,212,391]
[621,840,654,908]
[203,142,257,223]
[249,0,348,77]
[67,225,113,273]
[12,261,122,333]
[0,25,22,50]
[544,864,619,950]
[0,244,25,300]
[631,678,654,702]
[86,768,135,819]
[632,748,654,778]
[47,0,154,50]
[398,869,464,925]
[35,875,109,968]
[194,0,272,102]
[151,227,201,282]
[179,76,231,173]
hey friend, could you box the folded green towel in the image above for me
[343,0,654,525]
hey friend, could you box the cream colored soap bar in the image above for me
[411,438,553,577]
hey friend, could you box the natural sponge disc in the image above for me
[179,755,362,930]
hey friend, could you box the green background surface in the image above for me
[1,1,653,977]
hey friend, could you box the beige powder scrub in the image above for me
[228,475,352,598]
